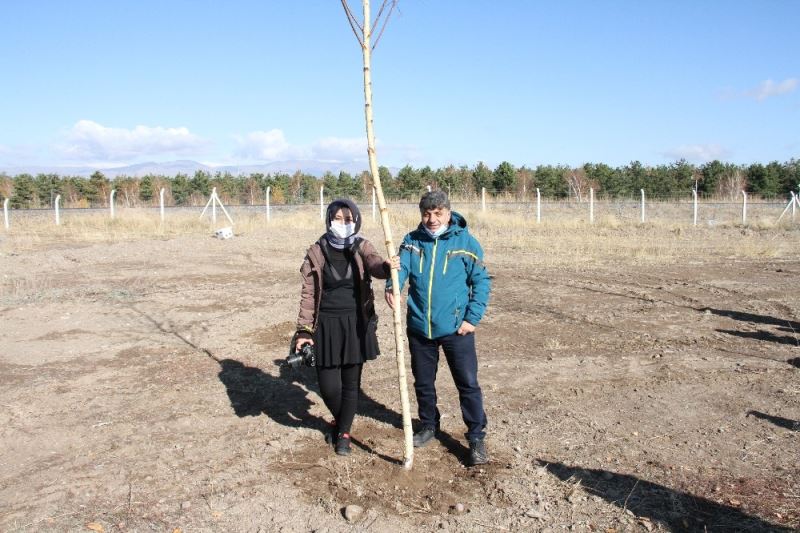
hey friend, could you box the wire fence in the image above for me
[3,189,799,230]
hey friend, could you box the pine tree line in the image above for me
[1,159,799,209]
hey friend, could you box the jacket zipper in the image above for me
[427,238,438,338]
[443,251,450,274]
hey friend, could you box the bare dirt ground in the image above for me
[1,214,798,532]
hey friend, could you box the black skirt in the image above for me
[313,312,380,368]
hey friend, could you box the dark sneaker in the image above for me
[412,427,437,448]
[335,433,352,456]
[468,439,488,466]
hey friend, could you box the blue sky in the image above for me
[1,0,798,171]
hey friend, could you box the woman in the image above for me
[295,198,396,456]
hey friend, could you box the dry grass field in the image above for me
[1,205,799,532]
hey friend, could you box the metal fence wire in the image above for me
[3,189,799,230]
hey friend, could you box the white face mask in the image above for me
[424,224,448,238]
[330,221,356,239]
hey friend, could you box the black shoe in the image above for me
[335,433,351,456]
[413,427,437,448]
[468,438,488,466]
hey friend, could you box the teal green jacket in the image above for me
[387,211,491,339]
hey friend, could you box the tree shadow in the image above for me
[540,460,793,532]
[702,308,800,331]
[349,435,403,466]
[435,430,471,465]
[747,410,800,431]
[787,357,800,368]
[716,329,800,346]
[356,391,404,429]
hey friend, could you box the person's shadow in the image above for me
[128,304,411,461]
[717,328,800,346]
[702,308,800,331]
[215,357,406,464]
[540,460,794,532]
[216,357,322,427]
[747,410,800,431]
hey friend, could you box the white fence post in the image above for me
[692,189,698,226]
[199,187,233,225]
[372,186,376,221]
[793,192,797,222]
[640,189,645,223]
[212,187,217,224]
[3,198,9,230]
[481,187,486,212]
[536,188,541,224]
[266,186,271,223]
[110,189,116,219]
[159,188,165,223]
[777,192,796,224]
[589,188,594,224]
[55,194,61,226]
[741,190,747,225]
[320,185,324,220]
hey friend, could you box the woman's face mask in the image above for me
[330,221,356,239]
[329,207,356,239]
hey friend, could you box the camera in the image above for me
[286,342,316,369]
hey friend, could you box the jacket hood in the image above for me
[325,198,362,234]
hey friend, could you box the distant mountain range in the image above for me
[0,159,390,178]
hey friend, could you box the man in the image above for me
[386,190,491,466]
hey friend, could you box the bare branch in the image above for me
[340,0,365,47]
[344,0,364,31]
[372,0,397,51]
[371,0,389,34]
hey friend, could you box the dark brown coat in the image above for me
[296,237,390,335]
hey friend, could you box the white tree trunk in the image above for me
[360,0,414,469]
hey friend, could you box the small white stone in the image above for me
[343,504,363,522]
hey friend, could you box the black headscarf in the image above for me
[324,198,362,249]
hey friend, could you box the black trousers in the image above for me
[316,363,363,435]
[407,330,487,441]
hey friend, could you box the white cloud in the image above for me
[310,136,367,161]
[662,144,730,163]
[235,130,369,162]
[56,120,208,161]
[234,129,305,160]
[745,78,798,101]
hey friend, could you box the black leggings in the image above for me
[316,364,363,434]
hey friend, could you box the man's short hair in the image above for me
[419,190,451,212]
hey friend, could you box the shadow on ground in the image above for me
[216,358,323,427]
[131,305,511,465]
[747,410,799,431]
[703,308,800,331]
[717,328,800,346]
[540,460,793,532]
[215,357,418,465]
